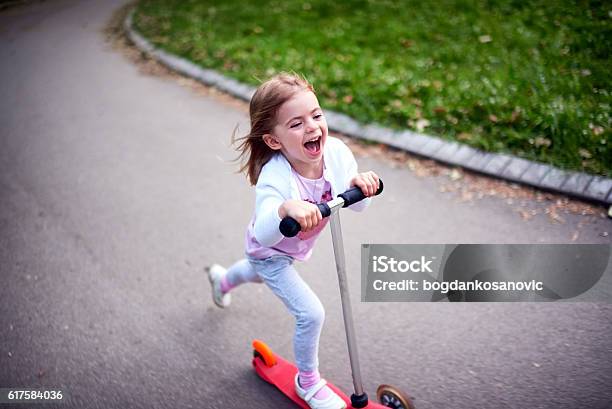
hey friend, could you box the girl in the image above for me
[207,73,379,409]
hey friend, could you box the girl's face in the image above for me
[264,90,328,178]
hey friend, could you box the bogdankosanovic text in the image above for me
[372,279,545,293]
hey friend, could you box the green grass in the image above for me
[133,0,611,176]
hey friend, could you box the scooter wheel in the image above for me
[252,339,277,368]
[376,384,415,409]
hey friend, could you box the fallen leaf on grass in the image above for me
[578,149,592,159]
[415,118,430,132]
[534,137,551,147]
[434,106,447,114]
[589,123,604,135]
[400,38,413,48]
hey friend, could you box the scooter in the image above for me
[251,180,415,409]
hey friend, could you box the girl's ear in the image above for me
[263,133,282,150]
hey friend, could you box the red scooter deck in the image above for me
[252,351,388,409]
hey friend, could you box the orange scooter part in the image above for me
[252,339,277,367]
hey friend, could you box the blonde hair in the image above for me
[233,72,315,185]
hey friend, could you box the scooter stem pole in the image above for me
[329,210,367,406]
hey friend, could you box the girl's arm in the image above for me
[252,182,286,248]
[253,187,323,247]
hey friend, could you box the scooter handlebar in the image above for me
[279,179,383,237]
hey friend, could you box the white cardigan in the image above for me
[252,136,370,248]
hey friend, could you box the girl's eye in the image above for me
[314,114,323,119]
[290,122,302,129]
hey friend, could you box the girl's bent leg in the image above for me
[222,259,263,293]
[254,256,325,372]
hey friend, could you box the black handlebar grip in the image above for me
[376,179,384,195]
[318,202,331,218]
[279,217,300,238]
[339,179,384,208]
[279,203,331,237]
[279,179,383,237]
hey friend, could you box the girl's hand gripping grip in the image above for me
[279,179,384,237]
[338,179,384,207]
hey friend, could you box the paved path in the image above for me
[0,1,611,409]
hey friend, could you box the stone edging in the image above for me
[124,10,612,206]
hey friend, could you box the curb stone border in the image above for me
[124,11,612,209]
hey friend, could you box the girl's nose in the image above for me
[305,118,317,133]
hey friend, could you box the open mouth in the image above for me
[303,136,321,154]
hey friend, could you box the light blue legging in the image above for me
[224,255,325,372]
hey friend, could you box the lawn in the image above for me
[133,0,611,176]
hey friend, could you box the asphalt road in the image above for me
[1,1,611,409]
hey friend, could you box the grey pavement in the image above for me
[0,1,611,409]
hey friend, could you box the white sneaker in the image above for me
[206,264,231,308]
[294,374,346,409]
